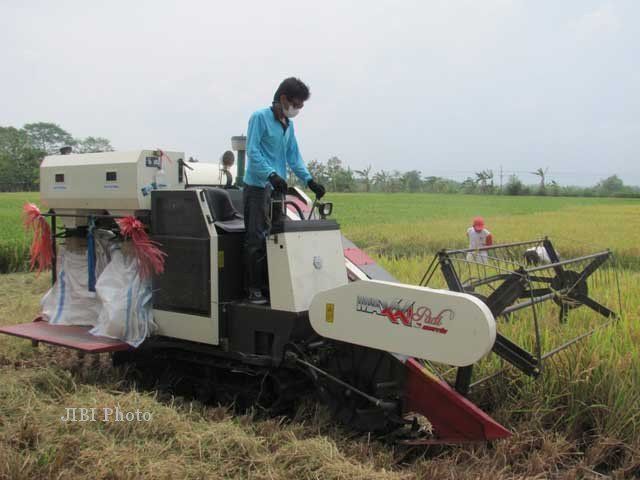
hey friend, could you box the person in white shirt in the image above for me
[466,216,493,263]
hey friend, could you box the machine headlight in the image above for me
[318,202,333,219]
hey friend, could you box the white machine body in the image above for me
[267,228,348,312]
[187,162,237,186]
[40,150,183,216]
[309,279,496,366]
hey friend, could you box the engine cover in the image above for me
[309,279,496,366]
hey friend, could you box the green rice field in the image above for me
[0,192,38,273]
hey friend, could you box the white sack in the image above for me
[41,247,102,326]
[90,247,156,347]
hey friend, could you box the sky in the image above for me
[1,0,639,186]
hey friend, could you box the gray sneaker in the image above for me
[248,289,268,305]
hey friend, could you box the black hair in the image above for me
[273,77,310,103]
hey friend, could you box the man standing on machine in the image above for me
[244,77,326,304]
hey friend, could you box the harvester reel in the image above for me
[421,238,619,395]
[550,270,589,312]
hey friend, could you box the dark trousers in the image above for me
[243,185,284,292]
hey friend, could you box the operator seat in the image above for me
[203,188,245,233]
[225,188,244,216]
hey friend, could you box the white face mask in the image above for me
[283,104,301,118]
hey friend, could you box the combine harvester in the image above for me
[0,139,619,444]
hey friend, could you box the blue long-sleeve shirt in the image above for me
[244,107,312,188]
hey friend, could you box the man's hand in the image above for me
[268,173,288,194]
[307,179,326,199]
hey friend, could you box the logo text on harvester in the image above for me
[60,406,153,422]
[355,296,454,334]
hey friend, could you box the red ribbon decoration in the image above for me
[22,203,54,274]
[116,216,166,279]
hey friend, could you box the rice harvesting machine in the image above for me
[0,142,620,444]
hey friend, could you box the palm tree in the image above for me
[355,165,372,192]
[474,170,493,193]
[373,170,390,192]
[530,167,548,192]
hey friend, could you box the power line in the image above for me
[422,169,629,178]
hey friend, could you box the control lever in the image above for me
[307,197,318,220]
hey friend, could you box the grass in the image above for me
[0,192,38,273]
[331,193,640,268]
[330,192,638,226]
[1,192,640,478]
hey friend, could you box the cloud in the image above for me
[571,3,621,38]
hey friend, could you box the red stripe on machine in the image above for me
[344,248,375,266]
[286,196,310,214]
[403,358,511,442]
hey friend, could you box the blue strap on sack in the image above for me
[87,216,96,292]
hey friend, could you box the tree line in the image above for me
[0,122,112,191]
[299,157,640,198]
[1,122,636,198]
